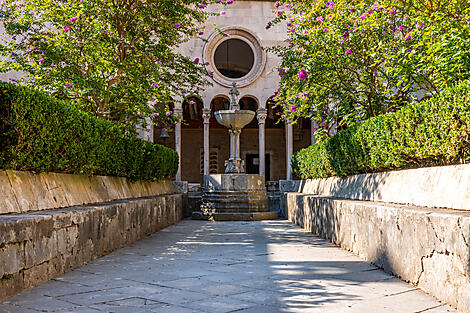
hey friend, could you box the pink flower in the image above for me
[343,31,349,39]
[226,0,234,4]
[174,23,181,28]
[389,9,396,14]
[167,61,172,65]
[204,61,209,65]
[278,68,286,77]
[153,82,158,87]
[220,10,226,15]
[200,4,207,8]
[38,58,45,64]
[166,111,172,116]
[325,1,334,9]
[316,16,324,22]
[298,69,307,80]
[194,58,199,64]
[63,25,70,32]
[398,25,403,31]
[198,31,204,35]
[153,112,159,117]
[323,28,328,32]
[290,105,296,111]
[405,34,411,40]
[189,100,195,105]
[137,112,142,116]
[69,16,79,22]
[285,4,292,8]
[345,48,352,55]
[65,83,73,87]
[274,1,280,8]
[208,72,214,76]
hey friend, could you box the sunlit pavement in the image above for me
[0,220,459,313]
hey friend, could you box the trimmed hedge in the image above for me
[0,82,178,181]
[293,81,470,179]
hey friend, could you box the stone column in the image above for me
[202,108,211,176]
[286,119,293,180]
[257,108,267,176]
[311,121,317,145]
[174,107,183,181]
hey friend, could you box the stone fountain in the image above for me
[192,83,278,221]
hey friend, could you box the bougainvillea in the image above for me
[268,0,470,139]
[0,0,231,132]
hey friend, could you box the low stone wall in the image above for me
[281,164,470,211]
[0,194,182,301]
[283,165,470,313]
[0,170,175,214]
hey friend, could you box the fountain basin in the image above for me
[214,110,255,129]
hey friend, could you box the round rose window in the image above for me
[214,39,255,79]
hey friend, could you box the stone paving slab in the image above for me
[0,220,460,313]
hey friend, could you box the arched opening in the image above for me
[214,39,255,79]
[182,96,204,128]
[266,97,284,129]
[239,96,258,129]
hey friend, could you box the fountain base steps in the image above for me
[192,174,278,221]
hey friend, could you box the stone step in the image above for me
[192,210,278,221]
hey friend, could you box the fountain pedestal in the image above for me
[192,83,277,221]
[192,174,278,221]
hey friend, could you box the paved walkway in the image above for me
[0,220,458,313]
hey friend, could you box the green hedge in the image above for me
[293,81,470,179]
[0,82,178,181]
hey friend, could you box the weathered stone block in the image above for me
[7,171,56,213]
[0,171,20,214]
[0,244,24,275]
[24,232,58,268]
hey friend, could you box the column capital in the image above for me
[173,107,183,120]
[257,108,267,124]
[202,108,211,123]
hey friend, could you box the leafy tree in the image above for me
[268,0,470,139]
[0,0,225,131]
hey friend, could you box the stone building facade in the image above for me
[148,1,315,184]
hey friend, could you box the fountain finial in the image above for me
[229,82,240,111]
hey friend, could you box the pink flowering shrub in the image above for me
[0,0,223,133]
[268,0,470,139]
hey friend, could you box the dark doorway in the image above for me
[246,154,271,181]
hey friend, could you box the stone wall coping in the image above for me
[0,170,177,215]
[280,164,470,211]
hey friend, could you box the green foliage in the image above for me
[1,274,13,281]
[0,82,178,181]
[0,0,223,131]
[269,0,470,136]
[292,80,470,179]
